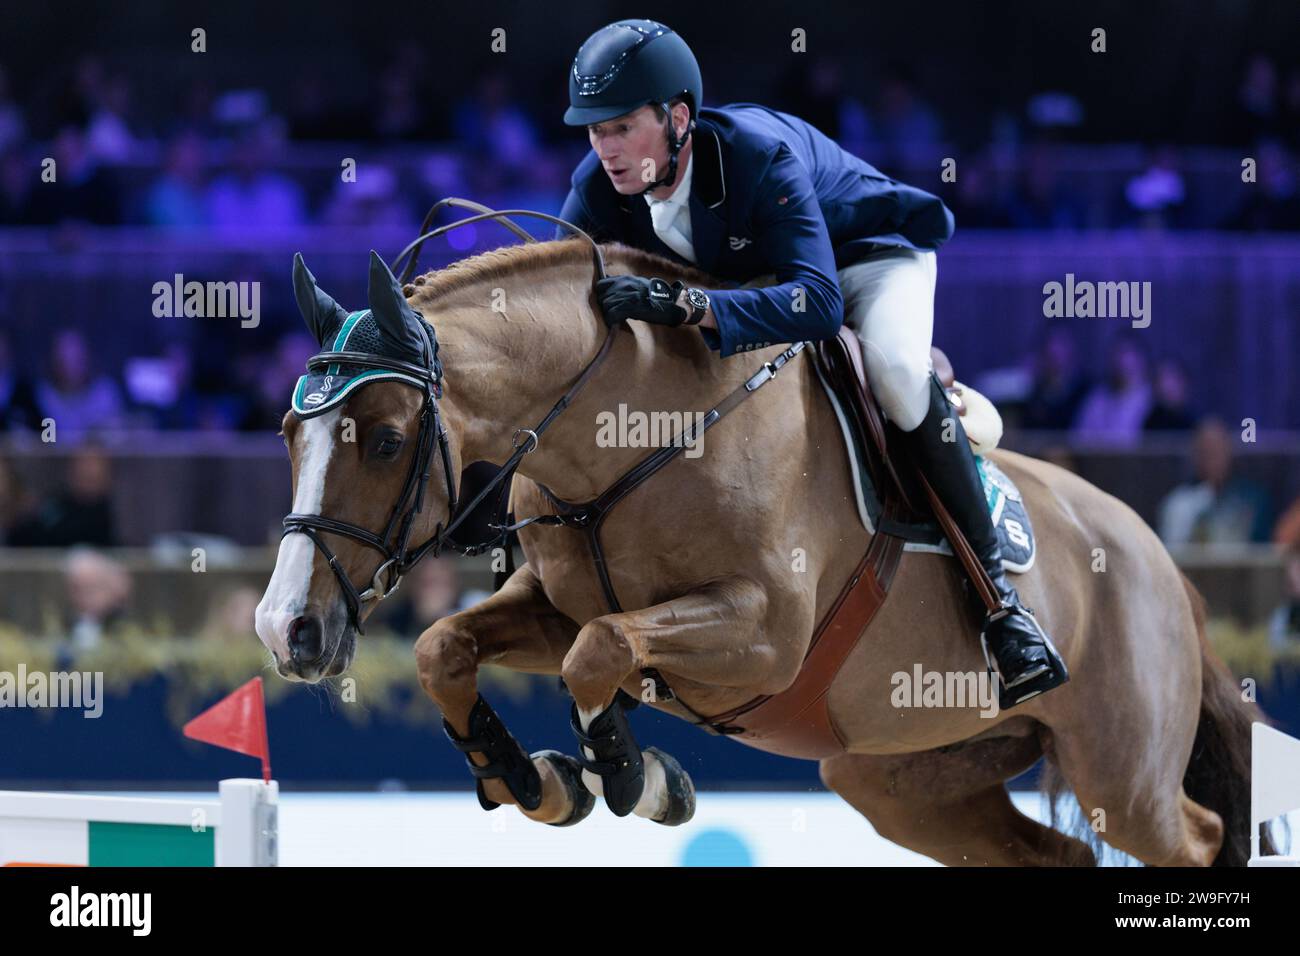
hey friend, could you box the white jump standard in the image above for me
[0,778,277,867]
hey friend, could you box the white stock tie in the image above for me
[645,153,697,263]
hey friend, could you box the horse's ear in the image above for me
[293,253,350,346]
[367,249,426,360]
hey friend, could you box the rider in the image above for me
[556,18,1067,708]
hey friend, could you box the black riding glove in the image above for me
[595,276,687,328]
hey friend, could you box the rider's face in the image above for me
[587,105,677,195]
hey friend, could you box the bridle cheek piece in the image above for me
[281,345,460,634]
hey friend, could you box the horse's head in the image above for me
[255,251,454,682]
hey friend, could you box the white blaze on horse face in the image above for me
[255,409,341,661]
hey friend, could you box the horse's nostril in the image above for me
[288,615,324,662]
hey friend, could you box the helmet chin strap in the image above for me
[639,102,692,196]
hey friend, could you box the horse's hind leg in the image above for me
[820,735,1096,866]
[1039,578,1223,866]
[1047,721,1222,866]
[415,562,592,826]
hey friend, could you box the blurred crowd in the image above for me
[0,47,1296,437]
[3,435,1299,650]
[0,323,317,435]
[2,52,1300,231]
[3,43,1300,650]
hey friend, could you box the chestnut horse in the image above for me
[256,237,1267,866]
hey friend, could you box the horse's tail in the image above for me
[1179,572,1278,866]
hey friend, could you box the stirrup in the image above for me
[978,606,1070,710]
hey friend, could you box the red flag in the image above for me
[183,676,272,781]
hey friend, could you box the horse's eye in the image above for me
[378,436,402,457]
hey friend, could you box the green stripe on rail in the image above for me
[88,822,216,866]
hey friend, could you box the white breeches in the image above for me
[837,247,938,432]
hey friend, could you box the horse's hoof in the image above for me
[533,750,596,827]
[645,746,696,826]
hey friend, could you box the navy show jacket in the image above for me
[557,102,955,357]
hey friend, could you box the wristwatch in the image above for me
[681,286,710,326]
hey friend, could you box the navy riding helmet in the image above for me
[564,19,703,192]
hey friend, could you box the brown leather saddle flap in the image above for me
[706,525,903,760]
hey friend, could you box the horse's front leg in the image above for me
[414,562,592,826]
[563,575,791,824]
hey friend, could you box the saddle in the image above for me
[701,330,1009,758]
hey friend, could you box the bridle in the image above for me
[281,200,613,633]
[281,343,454,632]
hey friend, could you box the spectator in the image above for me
[6,446,118,548]
[1224,138,1300,232]
[1122,146,1187,230]
[320,165,409,228]
[1283,67,1300,153]
[25,126,121,225]
[143,132,209,227]
[122,342,199,429]
[1021,325,1092,430]
[1006,144,1086,230]
[287,68,365,140]
[34,330,126,440]
[1268,506,1300,650]
[1276,496,1300,551]
[0,147,35,224]
[62,547,131,651]
[860,62,943,167]
[452,72,543,176]
[198,586,262,641]
[0,457,37,545]
[85,73,143,165]
[945,155,1012,229]
[775,57,854,142]
[378,557,489,635]
[1233,54,1281,144]
[1143,358,1196,431]
[0,330,42,431]
[373,62,431,141]
[208,128,306,231]
[238,331,316,431]
[0,64,27,154]
[1071,334,1153,445]
[1157,417,1274,546]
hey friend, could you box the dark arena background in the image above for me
[1,0,1299,896]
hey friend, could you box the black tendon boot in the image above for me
[904,372,1069,709]
[569,690,645,817]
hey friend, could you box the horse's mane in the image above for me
[406,238,722,303]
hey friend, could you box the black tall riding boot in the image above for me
[903,371,1069,709]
